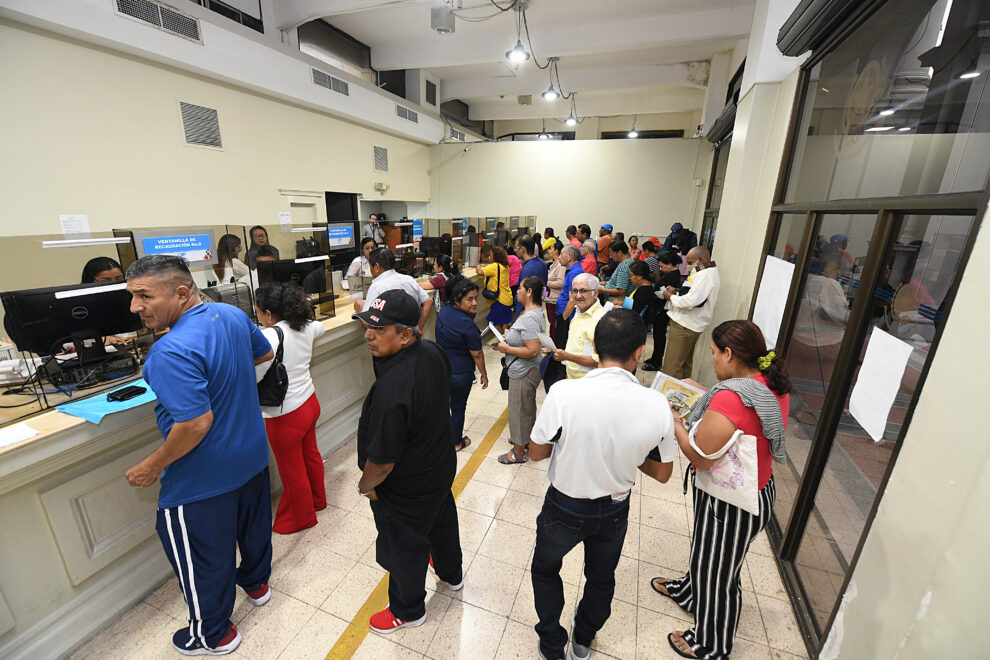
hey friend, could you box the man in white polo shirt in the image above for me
[529,309,677,660]
[353,247,432,334]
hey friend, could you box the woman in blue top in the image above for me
[435,278,489,451]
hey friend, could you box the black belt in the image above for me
[548,485,616,505]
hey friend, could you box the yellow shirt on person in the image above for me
[481,262,513,306]
[564,300,606,379]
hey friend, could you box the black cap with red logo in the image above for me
[352,289,420,328]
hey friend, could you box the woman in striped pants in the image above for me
[651,320,791,659]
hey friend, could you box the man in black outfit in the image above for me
[352,290,464,634]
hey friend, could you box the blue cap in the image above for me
[831,233,849,242]
[671,222,683,231]
[601,223,613,232]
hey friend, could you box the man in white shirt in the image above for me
[529,309,676,660]
[353,248,433,334]
[659,246,720,379]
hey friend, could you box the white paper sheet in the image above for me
[486,323,505,343]
[59,213,91,237]
[278,211,292,232]
[752,256,794,349]
[537,333,557,352]
[849,327,914,442]
[0,422,39,449]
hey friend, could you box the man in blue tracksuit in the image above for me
[125,255,275,656]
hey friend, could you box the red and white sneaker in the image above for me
[172,624,240,655]
[428,556,436,574]
[369,606,427,634]
[427,556,463,591]
[242,583,271,607]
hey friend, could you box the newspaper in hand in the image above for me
[650,372,706,420]
[537,333,557,353]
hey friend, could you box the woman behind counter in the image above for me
[435,278,489,452]
[654,319,790,659]
[81,257,124,283]
[246,225,281,268]
[214,234,249,283]
[254,281,327,534]
[346,237,376,278]
[476,245,513,334]
[495,276,546,465]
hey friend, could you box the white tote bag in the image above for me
[688,423,761,516]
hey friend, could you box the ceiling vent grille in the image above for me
[180,102,222,148]
[426,80,438,107]
[450,128,465,141]
[115,0,201,42]
[312,69,350,97]
[395,105,419,124]
[373,146,389,172]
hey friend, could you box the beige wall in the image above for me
[429,138,712,239]
[0,20,431,240]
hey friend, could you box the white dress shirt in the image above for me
[361,268,429,310]
[346,255,371,278]
[667,266,720,333]
[530,367,677,499]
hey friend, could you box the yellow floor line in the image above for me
[325,407,509,660]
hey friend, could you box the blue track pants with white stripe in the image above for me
[156,467,273,649]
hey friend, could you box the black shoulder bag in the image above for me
[257,325,289,407]
[482,263,501,301]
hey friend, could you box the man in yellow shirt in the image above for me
[553,273,606,379]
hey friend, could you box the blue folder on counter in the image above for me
[56,378,157,424]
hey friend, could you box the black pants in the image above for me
[370,492,463,621]
[531,486,630,658]
[555,314,570,350]
[646,314,670,366]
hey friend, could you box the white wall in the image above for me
[429,138,712,239]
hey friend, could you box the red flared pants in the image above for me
[265,394,326,534]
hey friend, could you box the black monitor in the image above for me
[1,282,142,359]
[256,259,328,294]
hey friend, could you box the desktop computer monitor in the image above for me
[1,282,142,358]
[256,259,328,294]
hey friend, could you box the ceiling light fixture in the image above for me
[564,93,580,127]
[542,84,559,101]
[505,2,530,65]
[628,115,639,138]
[864,126,894,132]
[879,109,895,116]
[538,119,550,140]
[898,126,912,132]
[959,70,981,79]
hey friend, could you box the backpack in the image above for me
[257,325,289,407]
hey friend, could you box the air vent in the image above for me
[180,102,222,148]
[312,69,350,97]
[373,146,389,173]
[395,105,419,124]
[450,128,465,142]
[115,0,201,42]
[426,80,437,107]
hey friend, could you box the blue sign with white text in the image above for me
[327,225,354,247]
[412,219,423,240]
[141,234,213,263]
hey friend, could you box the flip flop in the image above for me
[651,577,673,598]
[497,449,527,464]
[667,632,699,659]
[456,437,472,452]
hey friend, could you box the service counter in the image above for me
[0,269,488,660]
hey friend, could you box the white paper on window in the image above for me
[849,326,914,442]
[752,256,795,349]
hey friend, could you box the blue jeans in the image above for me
[449,370,474,444]
[531,486,630,657]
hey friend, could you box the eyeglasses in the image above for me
[571,288,596,295]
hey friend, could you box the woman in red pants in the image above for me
[254,282,326,534]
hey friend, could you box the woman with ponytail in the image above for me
[653,319,790,659]
[254,282,327,534]
[421,253,464,308]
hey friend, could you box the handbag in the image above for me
[688,423,761,515]
[257,325,289,407]
[482,263,501,301]
[499,356,511,390]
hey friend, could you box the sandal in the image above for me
[651,577,673,598]
[455,437,472,452]
[497,448,527,464]
[667,632,698,659]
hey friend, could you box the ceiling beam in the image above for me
[368,5,754,70]
[440,61,709,102]
[274,0,431,31]
[465,88,707,121]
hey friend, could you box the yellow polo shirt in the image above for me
[564,301,606,379]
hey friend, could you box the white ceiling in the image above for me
[274,0,755,122]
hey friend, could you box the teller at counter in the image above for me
[346,238,376,279]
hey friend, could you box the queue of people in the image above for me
[119,215,784,660]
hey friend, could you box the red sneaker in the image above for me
[242,583,271,607]
[428,556,436,574]
[369,606,427,634]
[172,624,240,655]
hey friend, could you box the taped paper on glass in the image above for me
[752,256,794,349]
[849,327,913,442]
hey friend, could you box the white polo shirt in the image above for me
[362,269,429,311]
[667,266,719,333]
[530,367,677,499]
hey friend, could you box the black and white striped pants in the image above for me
[665,472,775,659]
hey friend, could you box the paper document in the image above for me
[650,372,707,420]
[752,256,795,349]
[537,333,557,352]
[486,323,505,343]
[278,211,292,232]
[0,422,39,449]
[849,327,914,442]
[59,214,91,237]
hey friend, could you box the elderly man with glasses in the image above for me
[554,273,606,379]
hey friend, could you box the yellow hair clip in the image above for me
[757,351,776,371]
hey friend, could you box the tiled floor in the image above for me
[71,338,809,660]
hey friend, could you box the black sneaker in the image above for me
[641,362,660,372]
[172,624,240,655]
